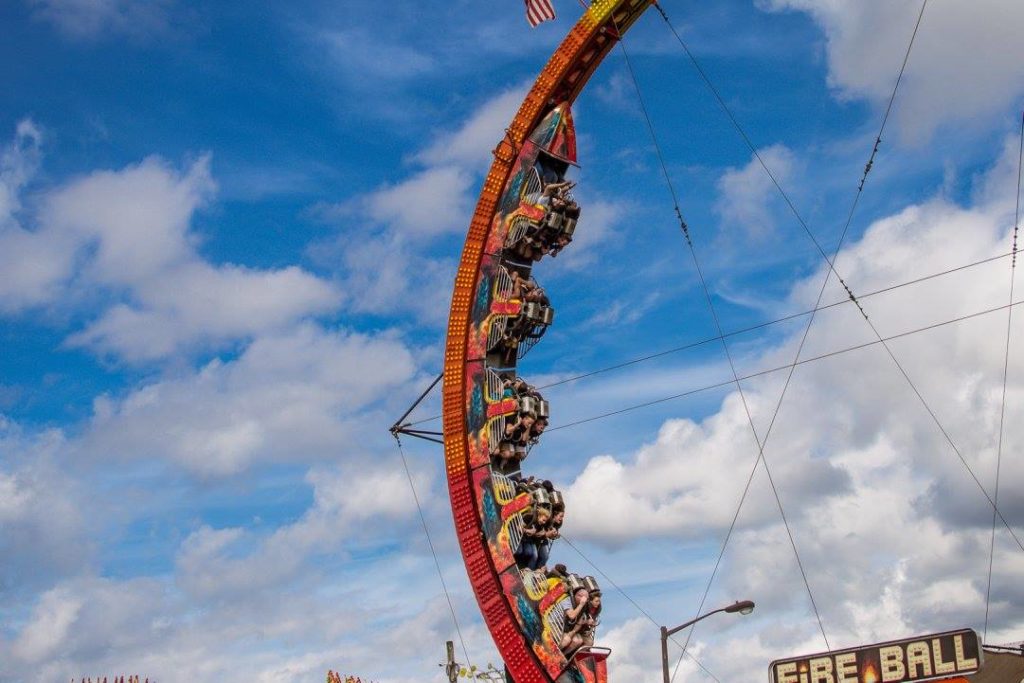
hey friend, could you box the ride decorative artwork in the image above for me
[441,2,656,681]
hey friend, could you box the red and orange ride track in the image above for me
[441,2,655,682]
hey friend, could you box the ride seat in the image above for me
[518,394,548,417]
[521,301,555,326]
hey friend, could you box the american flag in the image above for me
[524,0,556,27]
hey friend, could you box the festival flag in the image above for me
[524,0,556,27]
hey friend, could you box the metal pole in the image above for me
[659,601,754,683]
[445,640,458,683]
[661,625,670,683]
[389,372,443,436]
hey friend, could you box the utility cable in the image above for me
[647,7,1024,585]
[548,297,1024,553]
[394,437,473,668]
[653,4,1024,657]
[984,110,1024,639]
[653,0,926,318]
[560,534,722,683]
[613,26,831,664]
[403,249,1019,429]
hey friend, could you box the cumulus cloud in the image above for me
[28,0,178,42]
[311,85,633,326]
[176,465,426,598]
[310,86,524,325]
[0,569,486,683]
[320,28,435,84]
[81,323,416,476]
[758,0,1024,142]
[560,134,1024,672]
[66,260,340,362]
[321,165,474,239]
[414,84,528,170]
[0,120,80,312]
[0,420,93,593]
[0,119,42,224]
[714,144,797,239]
[0,126,342,361]
[557,196,628,271]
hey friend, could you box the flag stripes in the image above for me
[525,0,556,27]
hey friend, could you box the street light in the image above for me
[660,600,755,683]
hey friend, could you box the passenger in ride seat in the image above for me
[547,563,569,580]
[505,410,536,445]
[537,179,573,207]
[502,376,531,397]
[508,270,532,301]
[529,415,548,444]
[508,235,546,263]
[579,588,602,648]
[514,505,551,570]
[493,440,518,475]
[560,586,590,653]
[514,444,528,469]
[528,286,550,307]
[501,281,549,357]
[548,232,572,257]
[535,499,563,573]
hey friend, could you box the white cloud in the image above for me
[714,144,796,239]
[0,128,342,361]
[0,421,93,591]
[67,261,340,362]
[557,196,628,271]
[316,154,484,242]
[311,84,637,328]
[9,584,84,662]
[176,465,426,599]
[351,165,474,239]
[317,230,456,325]
[44,155,211,284]
[0,569,483,683]
[564,395,850,547]
[81,323,417,476]
[310,86,524,324]
[758,0,1024,142]
[320,28,435,83]
[560,135,1024,672]
[28,0,177,41]
[0,120,78,312]
[415,84,528,170]
[0,119,42,224]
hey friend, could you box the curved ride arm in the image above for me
[442,2,655,682]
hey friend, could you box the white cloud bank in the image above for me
[562,135,1024,677]
[715,143,797,239]
[758,0,1024,142]
[0,124,342,362]
[82,323,416,476]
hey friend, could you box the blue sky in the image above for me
[2,1,1024,681]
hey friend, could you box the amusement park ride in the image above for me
[387,0,1023,681]
[390,2,657,681]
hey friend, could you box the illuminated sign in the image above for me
[769,629,982,683]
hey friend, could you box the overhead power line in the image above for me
[406,249,1017,429]
[548,299,1024,433]
[393,437,474,669]
[984,110,1024,638]
[560,534,723,683]
[549,295,1024,555]
[613,16,831,661]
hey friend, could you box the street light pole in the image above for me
[660,600,755,683]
